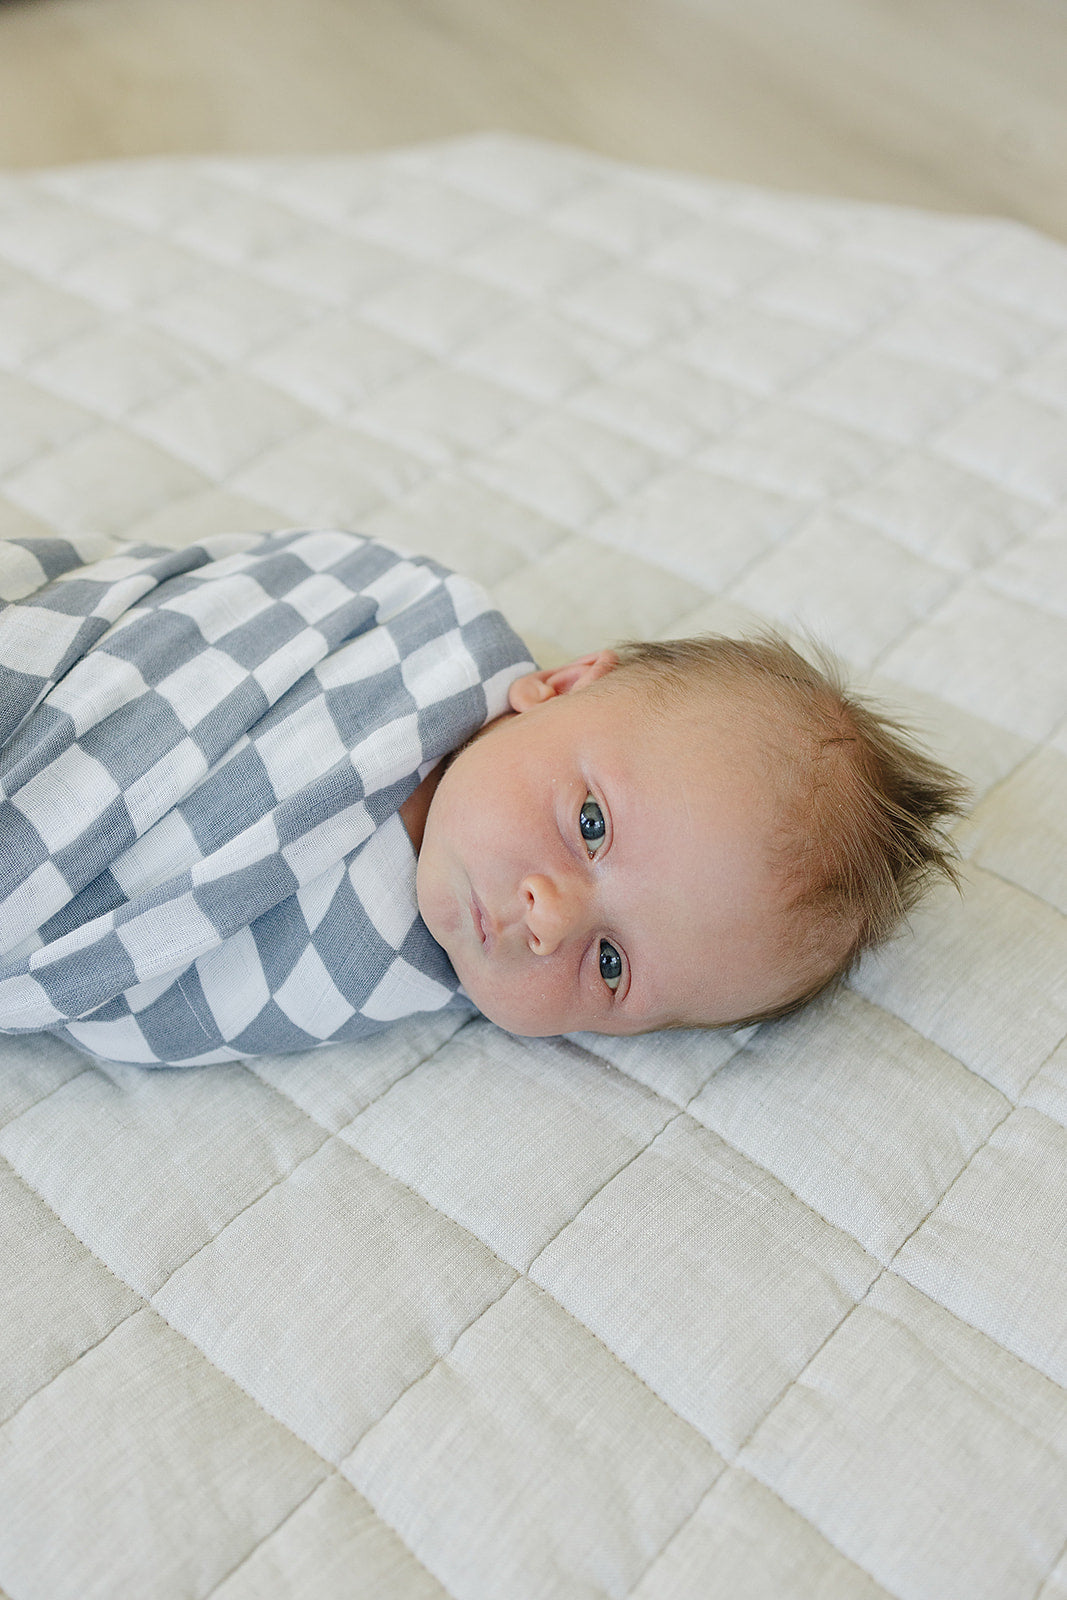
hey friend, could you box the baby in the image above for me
[0,529,965,1064]
[413,633,967,1036]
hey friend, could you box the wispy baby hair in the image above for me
[611,631,970,1024]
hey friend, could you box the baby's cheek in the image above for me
[471,973,572,1038]
[414,855,452,945]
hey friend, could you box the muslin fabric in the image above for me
[0,530,532,1064]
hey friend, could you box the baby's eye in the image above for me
[579,795,607,857]
[599,940,623,991]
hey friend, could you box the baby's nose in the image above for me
[521,873,583,956]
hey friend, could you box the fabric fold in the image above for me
[0,529,532,1064]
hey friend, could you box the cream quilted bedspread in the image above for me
[0,134,1065,1600]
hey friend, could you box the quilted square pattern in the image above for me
[741,1275,1067,1600]
[346,1279,723,1600]
[0,1311,328,1600]
[0,134,1065,1599]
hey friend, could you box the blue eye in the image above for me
[599,940,623,991]
[580,796,607,856]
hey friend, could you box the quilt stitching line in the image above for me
[0,1061,93,1133]
[622,1461,905,1600]
[151,1126,336,1286]
[535,322,1053,634]
[978,559,1067,629]
[523,1104,689,1275]
[864,559,1067,695]
[340,1268,521,1453]
[841,931,1067,1091]
[311,1116,757,1465]
[632,1019,927,1254]
[0,1152,147,1433]
[1020,1027,1067,1125]
[283,172,737,460]
[950,745,1046,842]
[0,1300,145,1438]
[611,1462,738,1600]
[125,401,330,484]
[336,1088,875,1485]
[0,307,120,377]
[9,156,1063,381]
[0,170,1036,563]
[0,1146,460,1600]
[697,304,1060,672]
[332,1127,710,1427]
[0,1060,335,1297]
[198,1477,333,1600]
[58,158,1049,508]
[562,1009,964,1593]
[0,1143,461,1600]
[871,1279,1067,1464]
[340,1273,719,1600]
[732,1307,1066,1600]
[840,482,1051,584]
[555,1025,1008,1273]
[554,1033,752,1114]
[11,328,226,422]
[544,1045,896,1268]
[85,250,675,511]
[724,1266,1067,1600]
[954,858,1067,926]
[0,414,170,495]
[0,195,329,328]
[198,1472,462,1600]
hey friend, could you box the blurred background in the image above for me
[1,0,1066,240]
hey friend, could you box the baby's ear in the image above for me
[507,650,619,712]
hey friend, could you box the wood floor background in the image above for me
[0,0,1065,239]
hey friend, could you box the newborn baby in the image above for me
[416,634,967,1035]
[0,529,965,1065]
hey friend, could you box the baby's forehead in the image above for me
[604,666,791,748]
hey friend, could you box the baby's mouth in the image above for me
[469,890,491,949]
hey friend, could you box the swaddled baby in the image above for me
[0,530,966,1065]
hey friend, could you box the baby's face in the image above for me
[416,656,797,1036]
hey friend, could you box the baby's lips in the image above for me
[469,890,490,948]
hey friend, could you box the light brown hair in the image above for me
[611,633,970,1027]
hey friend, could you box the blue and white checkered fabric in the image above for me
[0,530,532,1065]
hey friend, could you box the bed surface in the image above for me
[0,133,1065,1600]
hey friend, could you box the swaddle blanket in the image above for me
[0,529,531,1063]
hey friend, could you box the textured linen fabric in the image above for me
[0,135,1065,1600]
[0,529,532,1064]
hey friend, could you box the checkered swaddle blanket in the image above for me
[0,530,532,1065]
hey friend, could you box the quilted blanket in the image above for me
[0,134,1065,1600]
